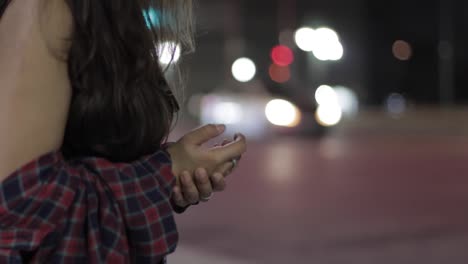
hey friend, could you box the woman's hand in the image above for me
[166,124,246,180]
[171,169,226,207]
[171,156,242,207]
[167,125,245,208]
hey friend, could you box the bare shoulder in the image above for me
[0,0,73,181]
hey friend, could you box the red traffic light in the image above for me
[271,45,294,66]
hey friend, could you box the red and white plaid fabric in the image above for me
[0,149,178,263]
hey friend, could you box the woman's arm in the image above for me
[0,123,246,260]
[0,0,72,181]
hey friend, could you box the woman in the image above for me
[0,0,246,263]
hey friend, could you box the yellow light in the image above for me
[265,99,301,127]
[315,85,338,106]
[315,103,342,127]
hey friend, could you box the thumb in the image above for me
[184,124,226,145]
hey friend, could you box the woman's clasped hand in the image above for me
[166,124,247,207]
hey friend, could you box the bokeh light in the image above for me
[312,27,344,61]
[265,99,301,127]
[334,86,359,116]
[271,45,294,66]
[313,41,343,61]
[392,40,412,61]
[315,85,338,106]
[315,103,342,127]
[314,85,346,127]
[143,7,161,29]
[212,102,243,124]
[294,27,316,52]
[386,93,407,117]
[158,41,181,65]
[269,64,291,83]
[232,57,257,82]
[315,27,339,42]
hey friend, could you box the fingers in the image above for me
[184,124,226,145]
[172,185,188,208]
[213,139,232,149]
[217,161,236,177]
[173,169,216,207]
[194,168,213,202]
[210,172,226,192]
[173,169,227,208]
[180,171,199,204]
[211,133,247,163]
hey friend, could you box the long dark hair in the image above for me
[0,0,10,17]
[61,0,194,162]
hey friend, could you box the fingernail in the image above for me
[197,173,205,182]
[234,133,243,141]
[216,124,226,133]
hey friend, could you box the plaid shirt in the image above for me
[0,149,178,263]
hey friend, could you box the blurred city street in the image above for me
[170,108,468,264]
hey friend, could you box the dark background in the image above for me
[170,1,468,263]
[183,0,468,107]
